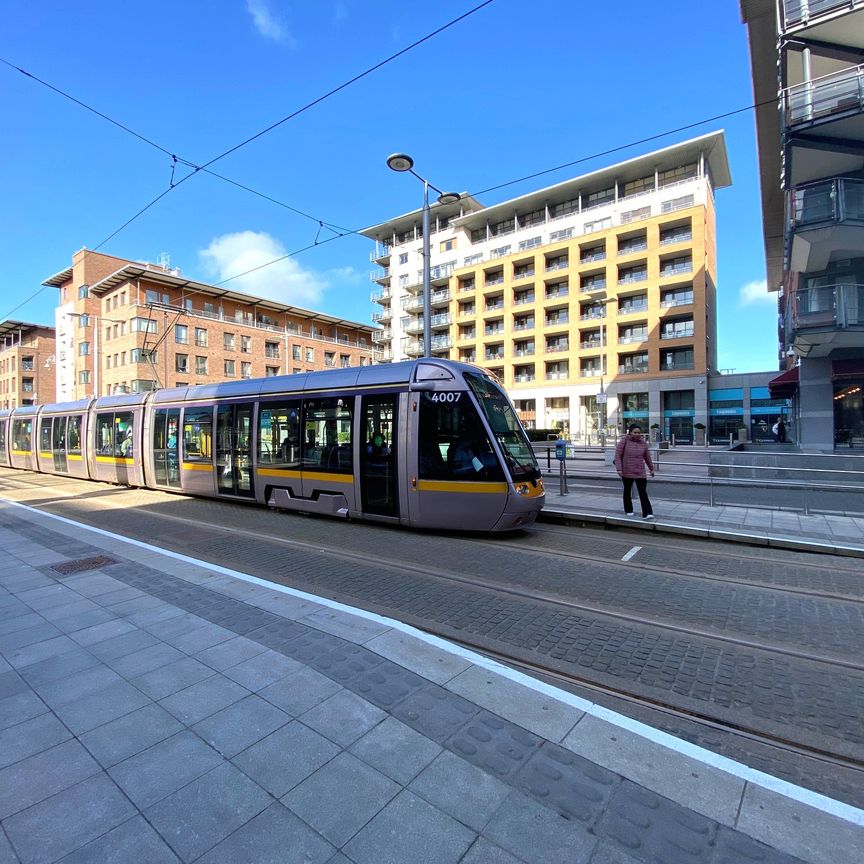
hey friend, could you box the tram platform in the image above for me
[0,499,861,864]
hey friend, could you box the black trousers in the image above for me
[622,477,652,516]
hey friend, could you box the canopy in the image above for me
[768,366,798,399]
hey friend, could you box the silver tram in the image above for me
[0,360,544,531]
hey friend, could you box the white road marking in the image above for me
[622,545,641,562]
[4,495,863,828]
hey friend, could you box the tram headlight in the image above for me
[515,484,530,495]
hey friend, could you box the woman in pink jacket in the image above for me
[613,423,655,520]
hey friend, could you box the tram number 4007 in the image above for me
[427,392,462,403]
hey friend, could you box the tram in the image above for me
[0,359,544,532]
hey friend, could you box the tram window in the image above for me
[183,407,213,463]
[12,419,32,452]
[67,416,82,455]
[0,420,6,456]
[95,413,115,454]
[259,401,300,468]
[418,394,503,481]
[302,397,352,472]
[40,419,52,453]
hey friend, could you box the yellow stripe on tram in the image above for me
[95,456,133,465]
[67,454,83,462]
[181,462,214,472]
[417,480,509,494]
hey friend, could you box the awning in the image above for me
[768,366,798,399]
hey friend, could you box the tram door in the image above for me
[216,403,254,498]
[153,408,181,489]
[359,395,398,517]
[52,418,67,473]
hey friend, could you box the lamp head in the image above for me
[437,191,461,205]
[386,153,414,173]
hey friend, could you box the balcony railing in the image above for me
[660,262,693,277]
[619,333,648,344]
[514,373,536,383]
[619,271,648,284]
[660,295,693,308]
[619,302,649,314]
[370,268,391,283]
[580,279,606,293]
[513,321,535,330]
[661,327,695,340]
[785,64,864,126]
[783,0,861,28]
[791,177,864,228]
[793,283,864,331]
[546,342,569,353]
[514,295,535,306]
[619,364,649,375]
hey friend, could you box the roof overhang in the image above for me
[42,266,74,288]
[768,366,799,398]
[89,264,375,333]
[450,132,732,230]
[359,195,484,241]
[740,0,785,291]
[0,320,51,339]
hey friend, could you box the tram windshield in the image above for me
[465,372,540,481]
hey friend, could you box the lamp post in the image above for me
[386,153,460,358]
[594,293,614,438]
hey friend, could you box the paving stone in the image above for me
[0,711,72,770]
[17,647,101,684]
[347,658,428,710]
[52,679,151,735]
[106,642,186,678]
[283,751,400,847]
[280,628,348,664]
[447,710,542,781]
[350,715,441,785]
[713,826,810,864]
[392,683,480,744]
[233,720,340,797]
[0,690,48,732]
[4,634,81,670]
[0,829,17,864]
[221,649,301,691]
[299,689,386,747]
[0,670,29,701]
[596,779,716,864]
[0,738,101,818]
[483,790,598,864]
[79,703,185,768]
[67,618,137,647]
[513,740,620,826]
[30,663,122,709]
[132,656,216,700]
[194,635,270,671]
[0,622,62,653]
[86,628,160,661]
[56,813,180,863]
[343,789,476,864]
[108,730,224,809]
[409,750,511,834]
[310,642,386,686]
[161,623,234,655]
[300,607,391,644]
[2,773,136,864]
[460,837,526,863]
[192,694,291,757]
[144,762,271,863]
[197,801,334,864]
[258,666,341,716]
[586,839,644,863]
[365,629,473,685]
[159,675,250,726]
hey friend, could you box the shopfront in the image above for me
[708,388,743,444]
[833,360,864,447]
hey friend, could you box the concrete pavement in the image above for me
[0,497,862,863]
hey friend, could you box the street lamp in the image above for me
[386,153,461,358]
[594,293,615,437]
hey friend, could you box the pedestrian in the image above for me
[774,417,787,443]
[613,423,655,520]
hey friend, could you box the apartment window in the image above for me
[621,175,654,197]
[620,206,652,225]
[106,355,112,369]
[514,364,535,382]
[660,255,693,277]
[550,228,573,243]
[547,361,569,380]
[580,273,606,292]
[459,325,476,340]
[619,352,649,374]
[76,315,89,329]
[661,317,695,339]
[131,318,157,333]
[584,186,614,208]
[665,391,694,411]
[619,324,648,344]
[305,348,314,363]
[660,348,694,371]
[661,194,695,213]
[324,352,335,367]
[518,236,542,251]
[579,245,604,264]
[584,216,612,233]
[399,253,408,265]
[514,288,535,306]
[619,294,648,314]
[265,341,280,359]
[618,264,648,284]
[21,356,34,371]
[78,342,90,356]
[131,380,157,393]
[489,217,515,237]
[241,335,251,353]
[458,277,476,293]
[78,370,90,384]
[120,291,126,306]
[514,340,535,357]
[78,285,89,299]
[21,378,33,393]
[224,360,236,377]
[131,348,152,363]
[340,354,350,368]
[196,356,208,375]
[545,281,568,300]
[660,223,692,245]
[175,325,188,344]
[618,233,648,255]
[440,238,456,252]
[658,163,697,187]
[519,208,545,228]
[241,362,252,379]
[121,352,127,366]
[175,354,189,373]
[195,328,208,347]
[513,314,534,330]
[266,366,279,377]
[291,344,301,361]
[204,302,216,317]
[549,198,578,218]
[224,333,235,350]
[513,263,535,280]
[660,286,694,307]
[545,310,569,326]
[546,336,569,353]
[490,245,510,259]
[458,301,475,317]
[112,324,118,339]
[146,289,170,305]
[546,253,569,271]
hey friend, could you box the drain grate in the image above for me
[51,555,118,575]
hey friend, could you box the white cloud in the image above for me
[200,230,343,308]
[738,278,774,306]
[245,0,294,44]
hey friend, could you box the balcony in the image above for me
[514,294,535,306]
[618,270,648,285]
[369,244,391,263]
[372,309,392,323]
[402,339,424,357]
[580,338,603,349]
[513,320,535,331]
[790,178,864,272]
[619,333,648,344]
[782,0,864,30]
[579,252,605,264]
[579,368,602,378]
[514,347,535,357]
[545,341,569,353]
[402,296,425,313]
[618,302,648,315]
[580,278,606,293]
[404,319,425,335]
[661,327,694,340]
[430,313,451,328]
[514,373,536,383]
[371,287,391,303]
[619,364,649,375]
[370,268,391,284]
[544,316,569,327]
[660,261,693,278]
[430,289,451,305]
[789,282,864,357]
[546,370,569,380]
[431,335,452,351]
[372,329,391,343]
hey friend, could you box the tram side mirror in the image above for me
[408,381,439,392]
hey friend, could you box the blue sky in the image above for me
[1,0,777,372]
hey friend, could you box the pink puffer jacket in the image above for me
[613,434,654,478]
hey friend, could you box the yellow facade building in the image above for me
[362,133,730,441]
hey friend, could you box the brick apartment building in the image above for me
[44,249,377,401]
[0,321,57,409]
